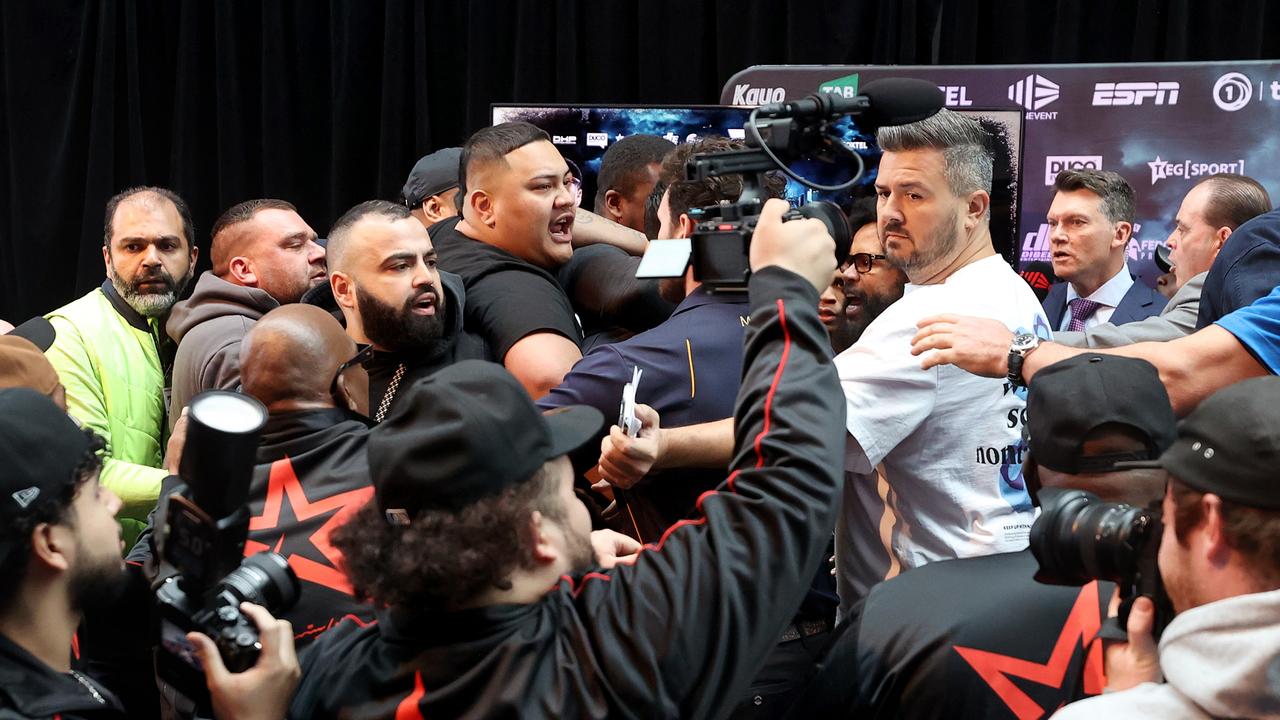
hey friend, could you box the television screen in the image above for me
[492,104,1024,266]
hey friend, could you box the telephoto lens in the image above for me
[1030,489,1160,586]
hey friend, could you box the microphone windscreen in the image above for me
[859,78,946,129]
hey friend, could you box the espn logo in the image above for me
[1092,82,1180,106]
[1044,155,1103,185]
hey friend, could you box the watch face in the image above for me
[1012,333,1038,352]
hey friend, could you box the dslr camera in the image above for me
[637,78,945,292]
[154,391,301,705]
[1030,488,1174,639]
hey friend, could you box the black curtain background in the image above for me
[2,0,1277,320]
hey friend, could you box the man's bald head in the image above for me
[240,304,367,414]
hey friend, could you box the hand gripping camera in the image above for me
[154,391,301,705]
[637,78,945,293]
[1030,488,1174,640]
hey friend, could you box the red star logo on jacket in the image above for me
[244,456,373,596]
[952,581,1107,719]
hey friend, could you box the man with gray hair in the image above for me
[832,109,1050,606]
[1041,169,1164,332]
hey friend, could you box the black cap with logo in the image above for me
[1027,354,1176,474]
[1137,377,1280,510]
[0,388,95,563]
[368,360,603,522]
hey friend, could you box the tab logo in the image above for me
[1044,155,1102,185]
[818,73,860,99]
[1008,74,1059,111]
[1092,82,1179,106]
[731,84,786,106]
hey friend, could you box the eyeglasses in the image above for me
[843,252,889,274]
[331,343,374,396]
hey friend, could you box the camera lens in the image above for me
[1030,489,1160,586]
[219,551,301,613]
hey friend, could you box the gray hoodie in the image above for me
[1053,588,1280,719]
[166,271,279,428]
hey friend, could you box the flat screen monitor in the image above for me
[492,104,1024,265]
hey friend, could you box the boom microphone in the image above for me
[754,77,946,129]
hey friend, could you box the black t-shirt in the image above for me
[430,217,581,361]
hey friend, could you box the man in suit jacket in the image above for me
[1054,174,1272,348]
[1041,169,1164,332]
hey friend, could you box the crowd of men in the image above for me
[1,108,1278,719]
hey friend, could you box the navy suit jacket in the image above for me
[1042,277,1165,329]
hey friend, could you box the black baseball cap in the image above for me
[368,360,603,521]
[0,388,95,562]
[1027,354,1176,474]
[401,147,463,208]
[1136,377,1280,510]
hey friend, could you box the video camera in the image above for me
[637,78,945,292]
[154,391,301,706]
[1030,488,1174,639]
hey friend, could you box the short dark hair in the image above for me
[593,135,674,210]
[334,464,566,610]
[1053,169,1136,224]
[1171,478,1280,588]
[457,122,552,207]
[843,195,878,234]
[660,137,787,227]
[1197,174,1272,231]
[210,199,298,243]
[103,186,196,252]
[210,199,300,275]
[643,179,668,239]
[0,430,105,615]
[325,200,413,272]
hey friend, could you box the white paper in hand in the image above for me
[618,366,643,438]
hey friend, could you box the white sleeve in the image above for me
[836,319,938,468]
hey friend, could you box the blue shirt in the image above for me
[1198,208,1280,329]
[1216,283,1280,374]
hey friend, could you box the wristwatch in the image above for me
[1007,332,1040,388]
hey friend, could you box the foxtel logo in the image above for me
[732,84,785,106]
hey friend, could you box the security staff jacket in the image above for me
[538,286,749,542]
[288,267,846,719]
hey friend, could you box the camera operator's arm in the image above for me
[187,603,300,720]
[571,208,649,256]
[576,200,844,716]
[597,411,734,489]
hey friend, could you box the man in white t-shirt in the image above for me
[834,110,1051,610]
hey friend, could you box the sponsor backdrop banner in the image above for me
[722,62,1280,294]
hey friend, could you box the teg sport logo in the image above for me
[1044,156,1102,185]
[1091,82,1180,106]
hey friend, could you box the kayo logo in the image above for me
[1044,156,1102,185]
[1092,81,1179,106]
[1148,156,1246,185]
[1007,74,1059,111]
[731,84,785,106]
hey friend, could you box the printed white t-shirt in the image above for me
[834,254,1053,610]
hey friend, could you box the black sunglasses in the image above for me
[331,343,374,395]
[843,252,889,274]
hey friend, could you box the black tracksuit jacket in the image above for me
[288,266,846,719]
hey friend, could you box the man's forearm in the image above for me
[656,417,735,470]
[572,209,649,256]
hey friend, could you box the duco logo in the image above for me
[1214,72,1253,111]
[1007,74,1059,111]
